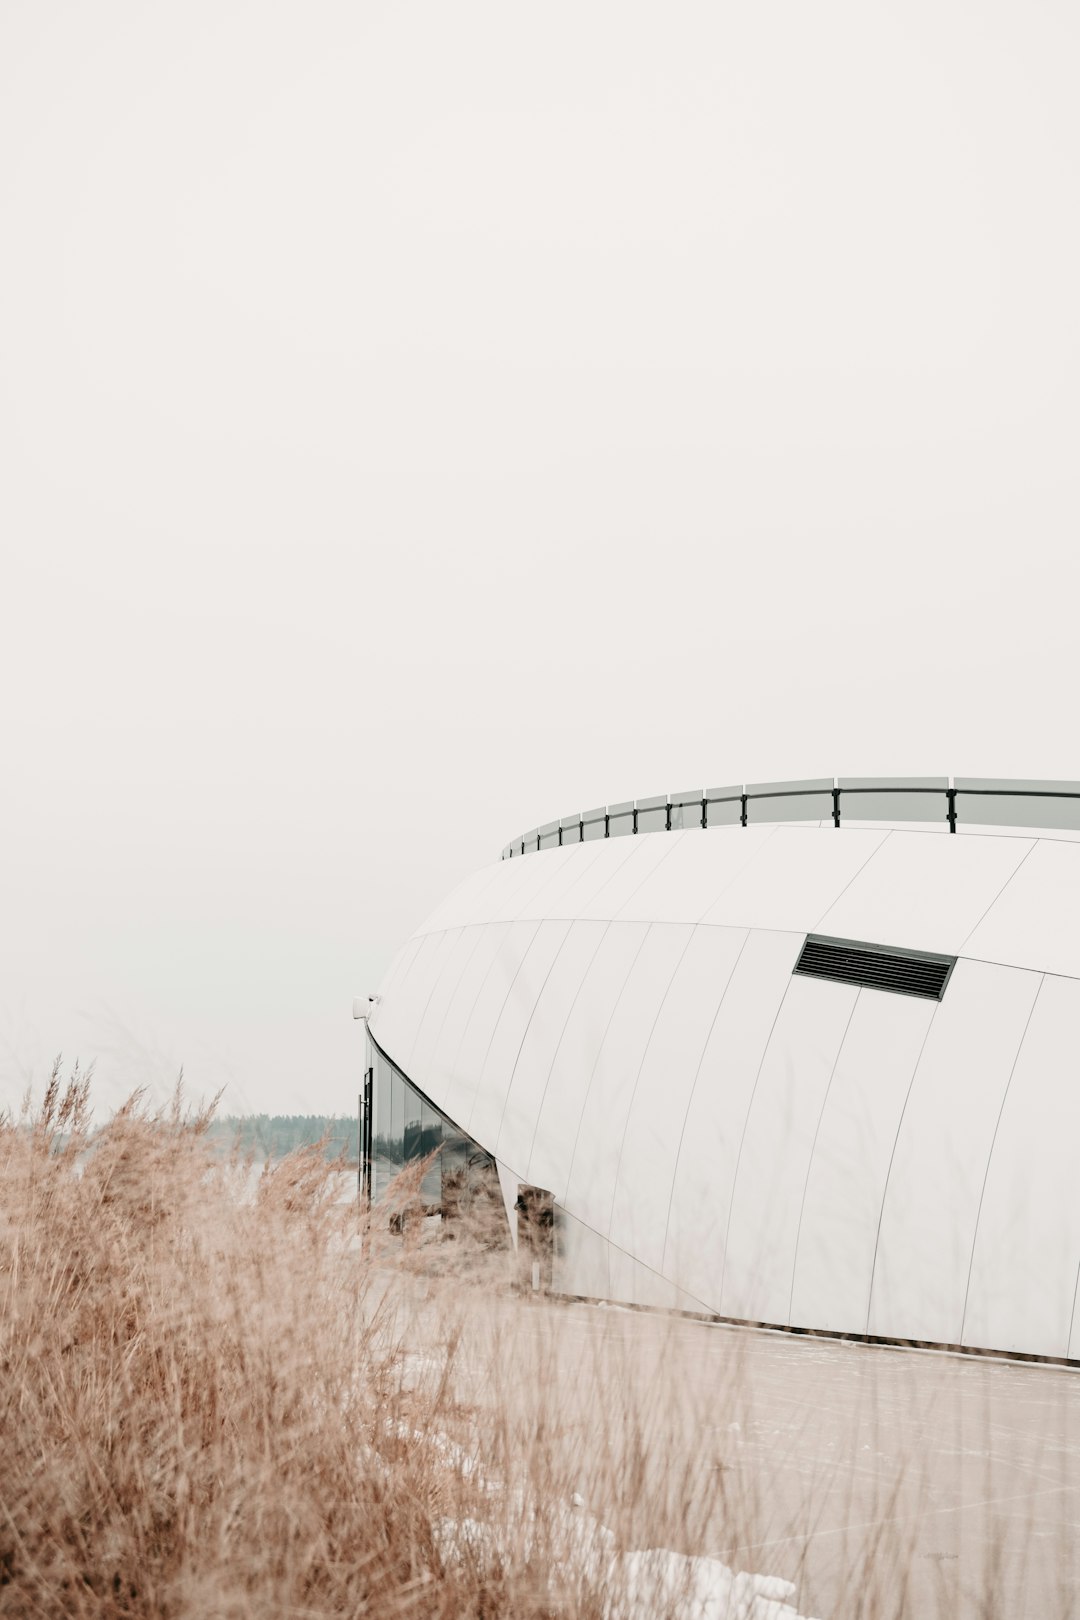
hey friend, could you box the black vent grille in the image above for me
[794,934,955,1000]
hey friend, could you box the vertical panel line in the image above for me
[404,929,460,1071]
[954,841,1037,956]
[491,920,576,1156]
[718,975,795,1309]
[605,925,699,1241]
[461,920,544,1132]
[958,974,1045,1347]
[787,990,861,1322]
[659,930,751,1275]
[415,924,486,1082]
[560,925,654,1206]
[523,922,613,1184]
[862,999,942,1336]
[810,828,894,933]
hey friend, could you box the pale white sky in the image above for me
[2,1,1078,1117]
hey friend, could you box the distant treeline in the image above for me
[206,1115,358,1162]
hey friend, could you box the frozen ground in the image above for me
[394,1281,1080,1619]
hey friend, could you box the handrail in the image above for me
[501,777,1080,857]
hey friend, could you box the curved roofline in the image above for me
[503,776,1080,856]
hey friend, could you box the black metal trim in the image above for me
[505,778,1080,856]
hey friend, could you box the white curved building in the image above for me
[363,777,1080,1362]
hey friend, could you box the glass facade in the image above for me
[367,1042,506,1241]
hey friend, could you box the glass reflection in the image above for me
[365,1044,506,1247]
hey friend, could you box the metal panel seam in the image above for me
[604,926,699,1240]
[427,858,514,932]
[403,929,459,1072]
[786,991,862,1322]
[416,925,486,1083]
[512,839,605,919]
[560,926,655,1206]
[609,834,685,917]
[491,922,575,1157]
[958,974,1046,1345]
[659,930,751,1275]
[954,841,1038,956]
[809,828,894,932]
[1068,1258,1080,1360]
[444,921,516,1107]
[718,976,796,1309]
[692,824,781,923]
[462,921,544,1133]
[862,1000,942,1336]
[378,933,426,1002]
[550,834,642,914]
[523,922,613,1183]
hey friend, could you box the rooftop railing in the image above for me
[501,777,1080,857]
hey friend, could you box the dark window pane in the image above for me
[403,1076,422,1160]
[391,1071,404,1153]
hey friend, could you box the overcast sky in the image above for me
[3,1,1078,1118]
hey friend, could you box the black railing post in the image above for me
[740,793,748,828]
[833,786,841,829]
[947,787,957,833]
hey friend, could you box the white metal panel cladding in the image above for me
[467,919,574,1148]
[961,839,1080,980]
[575,833,683,922]
[408,927,486,1083]
[487,845,578,923]
[963,975,1080,1359]
[393,928,467,1073]
[413,860,512,937]
[442,919,542,1127]
[698,826,887,933]
[612,826,778,924]
[513,838,610,920]
[608,925,749,1275]
[790,990,937,1334]
[538,835,645,919]
[721,974,860,1324]
[372,824,1080,1360]
[419,921,514,1123]
[527,922,651,1200]
[816,830,1034,958]
[867,959,1042,1346]
[494,920,611,1175]
[609,1247,679,1312]
[662,929,803,1310]
[563,923,696,1238]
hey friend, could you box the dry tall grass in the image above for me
[3,1072,1077,1620]
[0,1069,601,1618]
